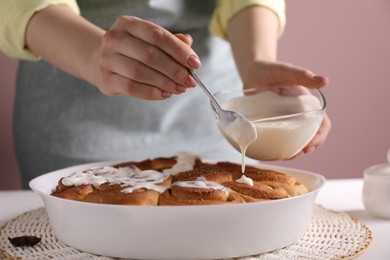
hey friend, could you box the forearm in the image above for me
[227,6,279,80]
[26,4,104,86]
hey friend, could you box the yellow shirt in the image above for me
[210,0,286,40]
[0,0,285,60]
[0,0,80,60]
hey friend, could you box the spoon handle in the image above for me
[189,70,222,115]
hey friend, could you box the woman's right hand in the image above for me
[25,5,200,100]
[96,16,201,100]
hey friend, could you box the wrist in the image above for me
[85,30,106,88]
[227,5,279,82]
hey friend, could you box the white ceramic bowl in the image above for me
[214,88,326,161]
[30,162,325,259]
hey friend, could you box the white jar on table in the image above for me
[363,148,390,219]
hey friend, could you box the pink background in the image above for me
[1,0,390,190]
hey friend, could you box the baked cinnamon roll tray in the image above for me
[29,152,325,259]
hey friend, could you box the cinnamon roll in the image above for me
[173,166,234,184]
[222,174,308,202]
[159,177,245,205]
[52,183,94,201]
[84,184,161,206]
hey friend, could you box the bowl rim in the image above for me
[213,88,327,123]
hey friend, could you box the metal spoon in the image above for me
[189,70,257,171]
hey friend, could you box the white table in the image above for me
[1,179,389,259]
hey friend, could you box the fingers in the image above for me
[244,61,329,93]
[284,114,331,160]
[109,33,196,86]
[98,16,200,99]
[175,33,193,46]
[102,52,189,95]
[278,85,311,96]
[269,62,329,89]
[254,62,329,88]
[120,16,201,69]
[100,72,173,100]
[304,114,332,151]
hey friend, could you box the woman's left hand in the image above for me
[241,60,331,159]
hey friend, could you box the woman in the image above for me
[0,0,330,188]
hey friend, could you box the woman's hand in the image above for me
[97,16,200,99]
[240,60,328,92]
[25,5,200,100]
[227,5,331,159]
[241,60,331,159]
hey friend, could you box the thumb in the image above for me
[175,33,193,47]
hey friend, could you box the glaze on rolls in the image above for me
[159,177,245,205]
[220,165,308,202]
[51,152,309,206]
[52,165,172,206]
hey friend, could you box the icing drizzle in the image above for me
[173,177,230,196]
[163,151,198,176]
[235,175,254,186]
[61,152,202,194]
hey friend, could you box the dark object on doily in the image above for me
[8,236,41,247]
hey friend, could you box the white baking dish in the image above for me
[29,162,325,259]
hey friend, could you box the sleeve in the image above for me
[209,0,286,40]
[0,0,80,60]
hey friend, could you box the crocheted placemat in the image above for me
[0,205,371,260]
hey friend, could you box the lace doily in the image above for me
[0,205,371,260]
